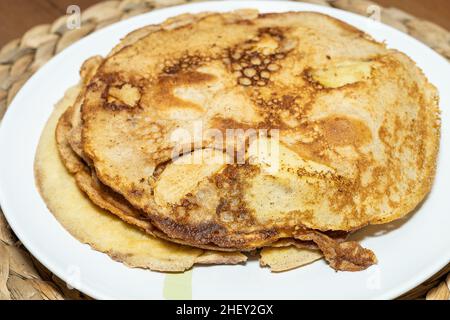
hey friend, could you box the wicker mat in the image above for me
[0,0,449,300]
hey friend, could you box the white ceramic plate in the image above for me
[0,1,449,300]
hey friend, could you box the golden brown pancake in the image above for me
[79,10,440,254]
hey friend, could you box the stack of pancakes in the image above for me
[35,10,440,272]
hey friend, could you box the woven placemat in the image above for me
[0,0,449,300]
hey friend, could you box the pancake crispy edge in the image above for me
[65,25,330,252]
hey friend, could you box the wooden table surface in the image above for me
[0,0,449,48]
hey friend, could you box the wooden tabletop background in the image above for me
[0,0,449,48]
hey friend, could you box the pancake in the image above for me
[80,10,440,252]
[37,83,249,271]
[56,52,342,273]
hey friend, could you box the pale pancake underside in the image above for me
[59,53,374,272]
[35,85,250,272]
